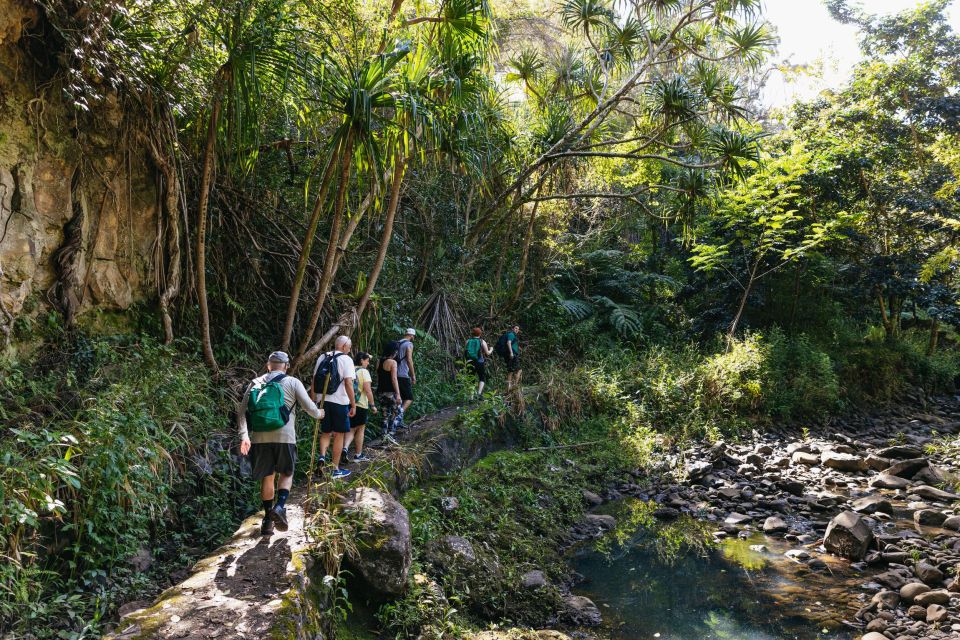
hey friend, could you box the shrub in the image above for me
[763,329,840,421]
[700,334,765,416]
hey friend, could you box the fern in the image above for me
[591,296,643,338]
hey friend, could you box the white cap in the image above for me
[405,327,416,336]
[268,351,290,363]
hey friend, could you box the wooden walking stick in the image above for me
[307,367,332,504]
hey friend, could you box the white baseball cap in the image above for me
[405,327,416,336]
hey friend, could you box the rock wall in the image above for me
[0,0,160,342]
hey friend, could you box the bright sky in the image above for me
[761,0,960,107]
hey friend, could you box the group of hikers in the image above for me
[237,325,522,536]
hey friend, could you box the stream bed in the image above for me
[572,506,859,640]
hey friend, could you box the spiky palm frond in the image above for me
[646,76,704,126]
[560,0,615,35]
[723,22,776,69]
[706,126,763,180]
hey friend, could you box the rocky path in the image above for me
[105,404,474,640]
[584,398,960,640]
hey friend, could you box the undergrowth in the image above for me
[0,319,249,638]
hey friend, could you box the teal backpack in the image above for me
[465,337,483,362]
[247,374,290,432]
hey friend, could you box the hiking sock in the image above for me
[262,499,273,517]
[276,489,290,509]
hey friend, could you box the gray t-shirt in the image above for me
[397,339,413,378]
[237,372,322,445]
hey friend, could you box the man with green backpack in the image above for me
[464,327,493,396]
[238,351,323,536]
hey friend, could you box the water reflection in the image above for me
[572,500,855,640]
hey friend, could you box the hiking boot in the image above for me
[260,517,274,536]
[270,505,289,532]
[332,468,352,480]
[353,452,371,462]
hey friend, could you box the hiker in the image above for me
[343,352,376,462]
[238,351,323,536]
[311,335,357,480]
[395,328,417,422]
[377,341,403,439]
[495,325,522,390]
[464,327,494,396]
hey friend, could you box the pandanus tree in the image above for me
[287,47,410,366]
[467,0,774,251]
[192,0,309,372]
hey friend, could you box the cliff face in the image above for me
[0,0,160,344]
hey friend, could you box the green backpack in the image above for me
[465,337,482,361]
[247,374,290,432]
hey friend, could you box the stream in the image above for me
[572,509,858,640]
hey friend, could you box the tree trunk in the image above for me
[294,131,355,362]
[294,156,407,373]
[195,69,228,374]
[727,263,758,346]
[928,319,939,355]
[280,151,339,350]
[505,197,540,309]
[357,155,405,316]
[151,139,182,345]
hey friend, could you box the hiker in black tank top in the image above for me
[377,348,402,436]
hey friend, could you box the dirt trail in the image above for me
[107,403,468,640]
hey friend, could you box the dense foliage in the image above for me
[3,0,960,637]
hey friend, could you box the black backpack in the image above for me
[494,332,511,358]
[314,352,344,398]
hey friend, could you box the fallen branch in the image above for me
[523,440,602,452]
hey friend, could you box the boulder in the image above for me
[882,458,929,479]
[869,474,912,490]
[426,535,477,567]
[900,582,931,604]
[562,595,601,626]
[865,455,891,471]
[779,479,806,496]
[915,561,944,585]
[791,451,820,466]
[584,514,616,531]
[724,512,753,525]
[911,484,960,502]
[913,509,947,527]
[520,570,548,590]
[860,633,888,640]
[914,589,950,606]
[875,445,924,459]
[686,460,713,481]
[763,516,789,534]
[926,603,949,624]
[870,590,900,609]
[942,515,960,531]
[342,487,412,595]
[824,511,874,560]
[821,450,867,472]
[851,496,894,515]
[581,490,603,507]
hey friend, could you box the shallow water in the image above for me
[572,511,857,640]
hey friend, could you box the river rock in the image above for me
[852,496,894,515]
[907,604,927,620]
[687,460,713,481]
[900,582,931,603]
[584,514,616,531]
[911,484,960,502]
[821,450,867,472]
[791,451,820,466]
[582,490,603,507]
[779,479,806,496]
[763,516,788,534]
[860,633,888,640]
[717,487,741,499]
[824,511,874,560]
[342,487,412,595]
[441,497,460,513]
[926,603,949,623]
[865,455,891,471]
[882,458,929,479]
[653,507,680,520]
[870,590,900,609]
[563,595,601,626]
[785,549,811,562]
[943,515,960,531]
[521,570,548,590]
[875,445,924,459]
[426,535,477,566]
[913,509,947,527]
[915,561,944,585]
[914,589,951,606]
[725,512,753,525]
[869,474,912,490]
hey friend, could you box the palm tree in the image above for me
[192,0,309,372]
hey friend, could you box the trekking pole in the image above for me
[307,373,332,505]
